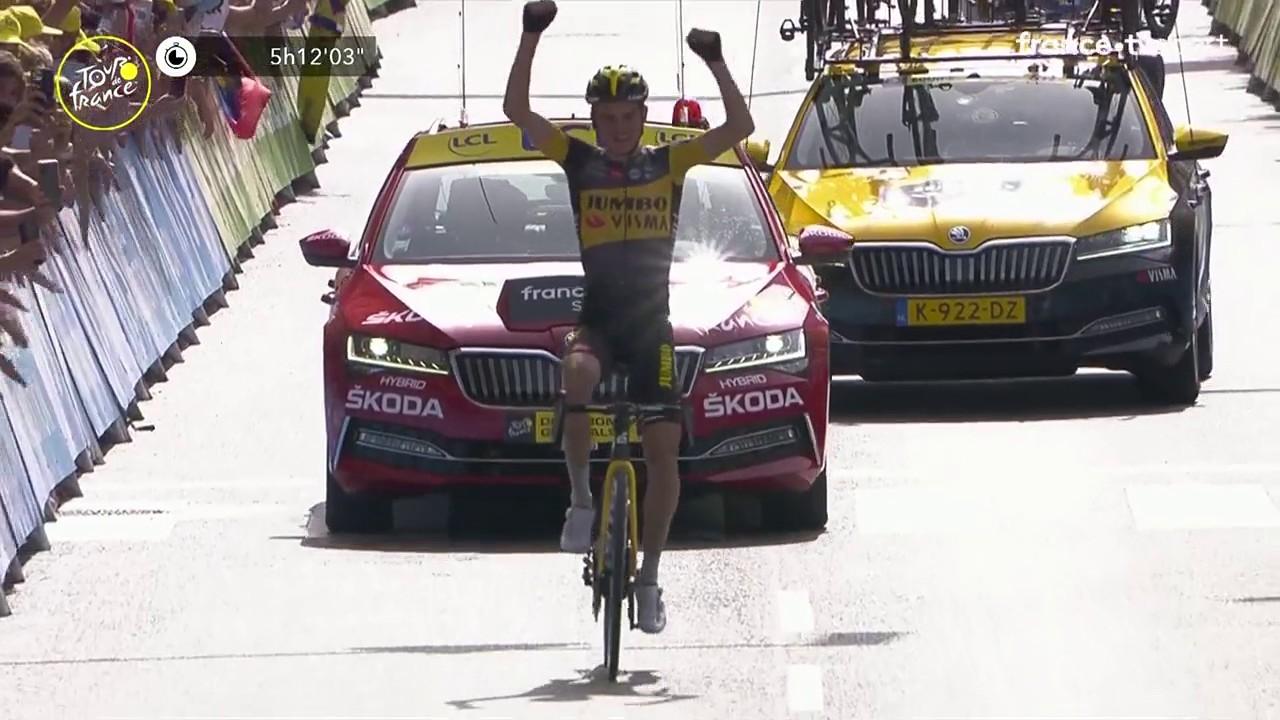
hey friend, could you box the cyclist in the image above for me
[502,0,755,633]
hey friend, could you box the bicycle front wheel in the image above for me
[603,470,629,681]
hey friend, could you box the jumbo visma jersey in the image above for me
[543,128,712,327]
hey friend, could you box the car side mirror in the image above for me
[299,229,356,268]
[745,138,773,174]
[1169,126,1228,162]
[794,224,854,265]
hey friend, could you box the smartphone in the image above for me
[38,159,61,208]
[10,124,32,150]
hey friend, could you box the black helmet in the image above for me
[585,65,649,105]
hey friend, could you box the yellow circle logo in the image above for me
[55,35,153,132]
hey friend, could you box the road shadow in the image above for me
[829,372,1198,424]
[288,487,825,554]
[437,630,905,710]
[0,631,907,668]
[445,667,699,711]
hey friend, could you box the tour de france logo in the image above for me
[55,35,152,132]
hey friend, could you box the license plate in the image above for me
[896,296,1026,326]
[532,411,640,444]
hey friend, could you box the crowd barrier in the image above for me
[1206,0,1280,105]
[0,0,402,617]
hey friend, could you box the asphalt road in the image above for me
[3,1,1280,718]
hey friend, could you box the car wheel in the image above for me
[1135,320,1201,406]
[325,473,392,534]
[765,470,828,531]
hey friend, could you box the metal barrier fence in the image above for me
[1206,0,1280,104]
[0,0,403,617]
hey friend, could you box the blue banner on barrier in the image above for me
[31,230,120,441]
[143,132,230,298]
[49,209,146,414]
[82,203,169,374]
[117,143,208,321]
[0,394,29,571]
[0,278,81,509]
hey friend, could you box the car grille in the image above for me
[452,350,702,407]
[851,240,1074,295]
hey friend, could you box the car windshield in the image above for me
[373,160,779,264]
[785,68,1155,168]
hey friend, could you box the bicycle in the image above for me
[549,380,685,683]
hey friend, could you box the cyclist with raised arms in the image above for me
[502,0,755,633]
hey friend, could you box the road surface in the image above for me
[2,1,1278,718]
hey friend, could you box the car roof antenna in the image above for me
[458,0,469,127]
[1171,22,1193,144]
[747,0,762,109]
[675,0,686,103]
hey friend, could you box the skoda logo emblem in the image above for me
[947,226,971,244]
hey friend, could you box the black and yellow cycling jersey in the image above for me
[542,127,713,327]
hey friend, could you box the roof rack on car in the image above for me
[780,0,1148,80]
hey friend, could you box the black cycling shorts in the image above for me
[561,320,681,424]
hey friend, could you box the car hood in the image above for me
[772,159,1178,246]
[354,261,807,346]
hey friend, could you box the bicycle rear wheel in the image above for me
[602,470,629,682]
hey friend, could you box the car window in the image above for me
[373,159,779,264]
[785,69,1156,168]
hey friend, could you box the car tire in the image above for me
[1135,321,1201,406]
[1197,307,1213,381]
[325,473,392,534]
[766,470,828,531]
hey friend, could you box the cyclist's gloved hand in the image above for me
[523,0,557,33]
[686,28,724,64]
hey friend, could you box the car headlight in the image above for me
[703,329,807,373]
[347,335,450,375]
[1077,219,1170,260]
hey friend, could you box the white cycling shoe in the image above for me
[560,505,595,553]
[635,582,666,634]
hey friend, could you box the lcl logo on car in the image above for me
[449,132,497,157]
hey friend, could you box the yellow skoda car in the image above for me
[750,24,1227,405]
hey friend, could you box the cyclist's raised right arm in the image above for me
[503,1,567,162]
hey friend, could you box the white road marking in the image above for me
[1125,484,1280,530]
[786,664,825,714]
[777,589,815,636]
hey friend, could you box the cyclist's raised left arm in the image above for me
[683,29,755,162]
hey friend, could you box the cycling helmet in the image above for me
[585,65,649,105]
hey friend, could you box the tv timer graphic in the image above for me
[152,34,373,80]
